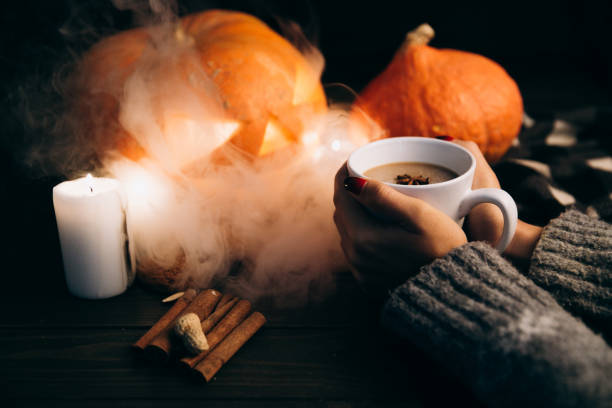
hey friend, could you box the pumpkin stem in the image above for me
[405,23,435,46]
[174,25,195,46]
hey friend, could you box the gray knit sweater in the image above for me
[382,210,612,408]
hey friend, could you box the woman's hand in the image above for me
[333,163,467,297]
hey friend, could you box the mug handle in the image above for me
[457,188,518,252]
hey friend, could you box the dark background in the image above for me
[1,0,611,289]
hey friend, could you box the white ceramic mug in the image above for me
[347,137,517,251]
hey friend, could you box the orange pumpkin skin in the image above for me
[73,9,326,162]
[356,24,523,162]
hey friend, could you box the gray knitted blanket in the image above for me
[382,210,612,408]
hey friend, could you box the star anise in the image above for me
[395,174,430,185]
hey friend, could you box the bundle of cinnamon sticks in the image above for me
[133,288,266,382]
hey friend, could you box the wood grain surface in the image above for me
[0,271,482,407]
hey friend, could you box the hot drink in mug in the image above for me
[347,137,517,251]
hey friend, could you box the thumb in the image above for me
[344,176,427,225]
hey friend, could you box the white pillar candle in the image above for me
[53,174,132,299]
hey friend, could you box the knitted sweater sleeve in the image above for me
[527,209,612,321]
[381,240,612,408]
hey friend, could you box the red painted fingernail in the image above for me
[344,177,367,195]
[435,135,454,141]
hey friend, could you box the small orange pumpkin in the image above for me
[72,9,326,164]
[356,24,523,162]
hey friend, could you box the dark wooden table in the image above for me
[1,264,485,407]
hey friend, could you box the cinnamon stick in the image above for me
[179,299,251,368]
[132,289,197,351]
[145,289,221,362]
[216,293,235,310]
[201,297,239,334]
[193,312,266,382]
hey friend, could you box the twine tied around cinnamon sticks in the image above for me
[132,289,266,382]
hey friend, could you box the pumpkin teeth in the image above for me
[162,114,240,166]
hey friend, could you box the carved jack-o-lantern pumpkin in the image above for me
[74,9,327,167]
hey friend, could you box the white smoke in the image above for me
[109,108,369,306]
[55,1,379,306]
